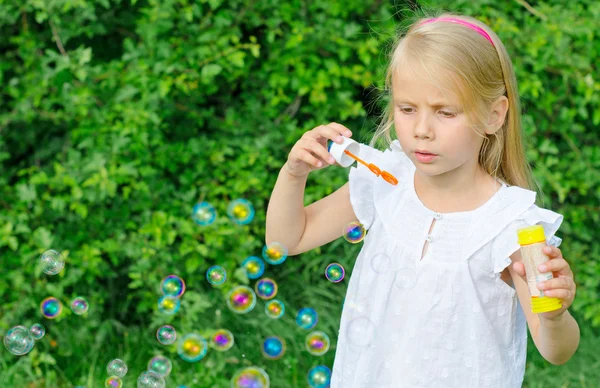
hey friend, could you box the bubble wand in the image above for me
[328,137,399,186]
[343,149,398,186]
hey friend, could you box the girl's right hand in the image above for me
[285,122,353,178]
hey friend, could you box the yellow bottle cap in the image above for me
[531,296,562,314]
[517,225,546,245]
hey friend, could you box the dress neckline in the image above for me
[407,164,507,219]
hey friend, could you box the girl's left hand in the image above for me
[512,245,576,321]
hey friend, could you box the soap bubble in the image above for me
[242,256,265,279]
[264,299,285,319]
[307,365,332,388]
[3,325,35,356]
[105,376,122,388]
[227,199,255,225]
[261,336,286,360]
[226,285,256,314]
[30,323,45,340]
[156,325,177,345]
[211,329,234,352]
[305,331,330,356]
[161,275,186,298]
[343,221,365,243]
[255,278,278,300]
[206,265,227,285]
[148,355,172,377]
[71,297,89,315]
[107,359,128,378]
[137,370,165,388]
[158,295,180,315]
[346,317,376,347]
[39,249,65,275]
[40,297,62,319]
[370,253,392,273]
[191,201,217,226]
[231,366,270,388]
[296,307,318,329]
[177,333,208,362]
[262,242,288,265]
[325,263,345,283]
[394,267,417,289]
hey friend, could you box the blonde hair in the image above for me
[370,11,545,205]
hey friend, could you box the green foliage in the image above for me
[0,0,598,386]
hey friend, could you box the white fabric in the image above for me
[332,140,564,388]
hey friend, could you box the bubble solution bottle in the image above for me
[517,225,562,313]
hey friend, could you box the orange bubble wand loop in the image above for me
[344,150,398,186]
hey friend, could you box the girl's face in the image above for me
[392,66,485,178]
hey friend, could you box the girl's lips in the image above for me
[415,152,438,163]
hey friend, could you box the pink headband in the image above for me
[420,17,495,48]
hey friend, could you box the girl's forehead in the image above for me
[391,63,463,104]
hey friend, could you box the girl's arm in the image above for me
[265,164,357,255]
[508,248,580,365]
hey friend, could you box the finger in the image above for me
[301,138,336,165]
[542,245,562,258]
[537,277,574,292]
[511,262,526,279]
[327,122,353,138]
[538,258,571,276]
[539,288,572,301]
[297,148,326,169]
[304,125,344,144]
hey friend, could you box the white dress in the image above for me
[331,140,563,388]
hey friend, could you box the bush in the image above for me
[1,0,598,386]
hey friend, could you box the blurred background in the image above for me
[1,0,599,386]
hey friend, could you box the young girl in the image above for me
[265,12,580,387]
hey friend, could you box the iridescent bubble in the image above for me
[156,325,177,345]
[305,331,330,356]
[107,359,128,378]
[226,285,256,314]
[40,297,62,319]
[161,275,186,298]
[227,199,255,225]
[71,297,89,315]
[157,295,180,315]
[264,299,285,319]
[325,263,345,283]
[3,325,35,356]
[261,336,286,360]
[148,355,172,377]
[254,278,278,300]
[30,323,45,340]
[211,329,234,352]
[242,256,265,279]
[231,366,270,388]
[191,201,217,226]
[343,221,366,243]
[39,249,65,275]
[206,265,227,285]
[105,376,122,388]
[296,307,318,329]
[346,317,376,347]
[137,370,166,388]
[177,333,208,362]
[262,242,288,265]
[307,365,332,388]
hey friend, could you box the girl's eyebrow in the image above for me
[394,98,458,108]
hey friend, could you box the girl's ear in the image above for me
[486,95,509,134]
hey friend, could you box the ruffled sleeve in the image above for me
[490,203,564,273]
[348,143,384,230]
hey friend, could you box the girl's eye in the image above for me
[440,111,457,118]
